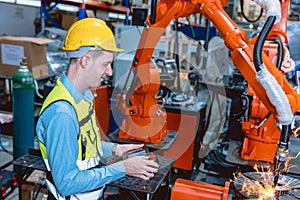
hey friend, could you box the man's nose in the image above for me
[107,65,113,76]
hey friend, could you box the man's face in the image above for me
[86,50,114,88]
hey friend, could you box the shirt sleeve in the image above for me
[36,102,126,196]
[101,141,115,157]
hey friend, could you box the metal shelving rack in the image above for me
[39,0,130,33]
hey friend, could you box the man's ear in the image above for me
[80,55,90,69]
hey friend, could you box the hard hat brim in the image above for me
[65,46,124,58]
[105,47,124,52]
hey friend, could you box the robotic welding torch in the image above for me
[273,125,291,187]
[251,12,293,188]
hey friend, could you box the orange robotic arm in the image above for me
[117,0,300,149]
[241,0,296,163]
[117,0,233,144]
[117,0,205,143]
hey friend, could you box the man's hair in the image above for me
[69,50,104,65]
[89,50,104,59]
[70,57,79,65]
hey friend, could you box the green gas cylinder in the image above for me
[12,57,35,161]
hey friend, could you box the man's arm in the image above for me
[36,102,126,196]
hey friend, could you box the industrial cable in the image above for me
[125,67,137,108]
[241,92,250,122]
[34,80,44,99]
[240,0,263,23]
[32,182,44,200]
[185,17,196,39]
[254,15,293,124]
[278,125,291,149]
[4,193,18,200]
[174,19,181,91]
[274,39,284,70]
[197,19,210,71]
[252,15,292,188]
[257,112,272,128]
[254,15,293,125]
[32,175,46,200]
[253,16,276,71]
[203,140,237,172]
[204,19,210,52]
[150,0,157,24]
[116,56,135,108]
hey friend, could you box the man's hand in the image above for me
[123,156,159,180]
[115,144,144,157]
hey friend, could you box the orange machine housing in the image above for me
[170,178,230,200]
[241,94,280,163]
[164,111,199,171]
[92,86,110,139]
[117,64,168,144]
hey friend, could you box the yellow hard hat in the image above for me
[62,18,123,56]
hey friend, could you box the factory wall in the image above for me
[0,2,38,37]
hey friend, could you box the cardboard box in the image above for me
[101,0,116,5]
[0,36,53,79]
[60,10,95,30]
[61,13,78,30]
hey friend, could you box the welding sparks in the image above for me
[233,167,300,199]
[285,149,300,174]
[291,127,300,137]
[233,171,277,199]
[233,150,300,199]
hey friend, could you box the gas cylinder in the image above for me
[12,57,35,161]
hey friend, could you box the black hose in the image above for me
[274,39,284,70]
[278,125,291,149]
[126,67,138,107]
[174,20,181,91]
[240,0,263,23]
[204,19,210,51]
[150,0,157,24]
[253,16,276,72]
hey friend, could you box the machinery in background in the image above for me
[115,0,300,198]
[155,57,201,109]
[117,0,299,160]
[155,57,177,92]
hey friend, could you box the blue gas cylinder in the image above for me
[12,57,35,160]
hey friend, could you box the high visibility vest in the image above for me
[39,77,103,200]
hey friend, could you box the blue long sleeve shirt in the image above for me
[36,73,126,197]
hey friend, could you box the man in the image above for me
[36,18,159,200]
